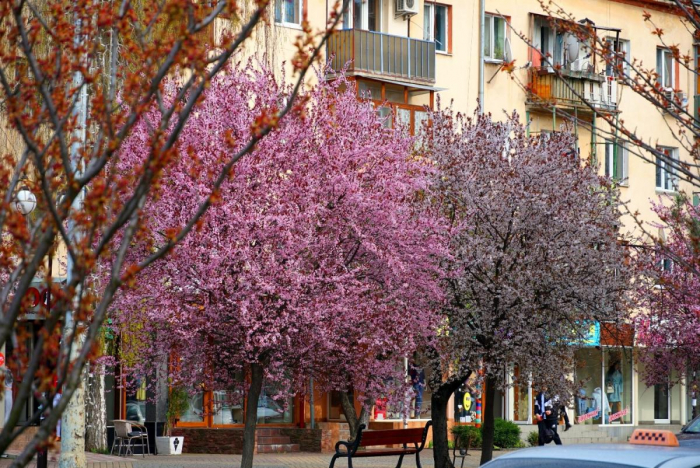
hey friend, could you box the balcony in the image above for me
[327,29,436,85]
[526,69,619,114]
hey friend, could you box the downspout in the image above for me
[478,0,485,114]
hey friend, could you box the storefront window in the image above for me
[512,366,530,422]
[329,390,351,420]
[257,386,293,424]
[125,377,146,424]
[212,390,244,425]
[454,375,479,423]
[604,349,633,424]
[574,348,604,424]
[179,392,205,423]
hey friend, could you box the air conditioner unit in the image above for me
[663,89,688,111]
[395,0,418,16]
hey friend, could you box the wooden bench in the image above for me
[329,421,432,468]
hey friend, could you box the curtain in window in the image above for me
[484,17,492,57]
[494,17,505,60]
[423,5,432,42]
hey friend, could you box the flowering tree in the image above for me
[633,195,700,389]
[420,108,632,467]
[109,68,445,468]
[0,0,350,464]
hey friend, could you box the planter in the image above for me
[155,436,184,455]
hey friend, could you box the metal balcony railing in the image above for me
[327,29,436,84]
[527,69,618,113]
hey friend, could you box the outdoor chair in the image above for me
[452,432,471,468]
[112,420,149,457]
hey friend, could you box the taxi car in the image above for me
[481,429,700,468]
[679,414,700,449]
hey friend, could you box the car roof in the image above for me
[493,444,700,468]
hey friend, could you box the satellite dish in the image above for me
[565,34,580,63]
[504,36,513,63]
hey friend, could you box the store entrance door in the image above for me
[654,383,670,424]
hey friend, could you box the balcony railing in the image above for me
[327,29,436,84]
[527,69,618,113]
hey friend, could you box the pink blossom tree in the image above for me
[107,64,445,468]
[420,108,632,467]
[633,195,700,391]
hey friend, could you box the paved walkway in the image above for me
[1,449,508,468]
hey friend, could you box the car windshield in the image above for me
[484,460,642,468]
[683,417,700,433]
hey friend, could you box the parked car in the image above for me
[481,429,700,468]
[678,414,700,449]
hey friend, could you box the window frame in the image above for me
[274,0,303,28]
[604,139,628,185]
[605,37,630,79]
[657,48,675,90]
[484,13,507,62]
[655,146,678,192]
[348,0,382,32]
[424,2,451,54]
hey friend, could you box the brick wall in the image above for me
[171,428,245,454]
[279,427,322,452]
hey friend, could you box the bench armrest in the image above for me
[334,440,353,454]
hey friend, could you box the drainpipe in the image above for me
[310,378,315,430]
[478,0,485,114]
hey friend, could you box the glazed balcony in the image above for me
[327,29,436,85]
[527,69,619,114]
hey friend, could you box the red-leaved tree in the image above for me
[107,67,446,468]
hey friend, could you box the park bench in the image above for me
[328,420,432,468]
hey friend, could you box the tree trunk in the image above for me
[480,375,497,465]
[339,391,368,442]
[85,363,107,453]
[241,363,264,468]
[431,380,463,468]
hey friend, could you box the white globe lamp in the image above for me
[14,187,37,215]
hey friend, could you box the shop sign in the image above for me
[576,408,599,423]
[609,408,629,422]
[570,321,600,347]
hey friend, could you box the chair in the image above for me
[113,420,150,457]
[452,432,471,468]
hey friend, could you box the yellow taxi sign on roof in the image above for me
[629,429,679,447]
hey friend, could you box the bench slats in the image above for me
[359,428,425,447]
[353,449,419,457]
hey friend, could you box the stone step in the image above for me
[257,428,283,436]
[256,443,300,454]
[257,436,291,445]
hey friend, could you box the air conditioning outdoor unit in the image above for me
[663,89,688,111]
[395,0,418,17]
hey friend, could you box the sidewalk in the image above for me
[0,449,508,468]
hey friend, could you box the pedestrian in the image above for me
[535,386,563,446]
[553,394,573,432]
[408,362,426,418]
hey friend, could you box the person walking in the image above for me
[535,386,563,446]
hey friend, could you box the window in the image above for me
[424,3,449,53]
[484,14,506,61]
[657,48,675,89]
[274,0,301,26]
[352,0,380,31]
[604,140,628,184]
[655,146,678,191]
[605,37,630,77]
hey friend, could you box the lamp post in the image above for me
[13,186,48,468]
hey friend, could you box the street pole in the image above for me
[59,18,89,467]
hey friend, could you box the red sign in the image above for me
[0,353,5,367]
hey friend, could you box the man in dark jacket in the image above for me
[535,386,562,446]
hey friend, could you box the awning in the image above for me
[352,73,447,93]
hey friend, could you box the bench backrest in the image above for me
[358,427,426,447]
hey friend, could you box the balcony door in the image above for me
[352,0,381,31]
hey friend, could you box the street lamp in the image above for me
[14,186,37,215]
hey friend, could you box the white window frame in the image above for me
[604,139,628,185]
[484,14,506,62]
[349,0,382,32]
[275,0,302,28]
[605,37,630,78]
[656,146,678,192]
[658,48,675,90]
[424,3,449,53]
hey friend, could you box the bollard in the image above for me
[37,447,47,468]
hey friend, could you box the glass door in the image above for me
[654,383,671,424]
